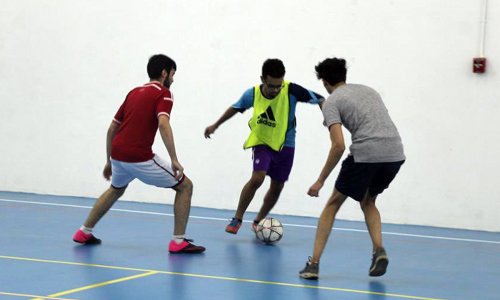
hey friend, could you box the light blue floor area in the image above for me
[0,191,499,300]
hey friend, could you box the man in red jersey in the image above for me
[73,54,205,254]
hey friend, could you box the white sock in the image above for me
[80,226,93,234]
[173,235,185,244]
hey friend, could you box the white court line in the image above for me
[1,198,499,245]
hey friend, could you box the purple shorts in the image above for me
[252,145,295,182]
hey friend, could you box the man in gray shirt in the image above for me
[299,58,405,280]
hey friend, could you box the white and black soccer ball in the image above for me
[255,217,283,244]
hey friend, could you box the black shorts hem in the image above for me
[170,175,187,189]
[335,185,365,202]
[111,184,128,190]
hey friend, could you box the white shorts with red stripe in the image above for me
[110,154,184,189]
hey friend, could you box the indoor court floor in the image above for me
[0,191,499,300]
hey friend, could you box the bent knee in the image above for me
[182,176,193,187]
[326,196,342,208]
[249,173,266,186]
[326,191,347,208]
[176,177,193,192]
[360,197,376,210]
[110,186,126,197]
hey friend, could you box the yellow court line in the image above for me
[0,255,153,272]
[31,271,158,300]
[0,291,74,299]
[0,255,446,300]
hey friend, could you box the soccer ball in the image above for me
[255,217,283,244]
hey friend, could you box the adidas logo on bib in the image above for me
[257,106,276,128]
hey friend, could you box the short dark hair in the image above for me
[147,54,177,79]
[262,58,286,78]
[315,57,347,86]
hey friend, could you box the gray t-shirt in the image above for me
[322,84,405,163]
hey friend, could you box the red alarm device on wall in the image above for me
[473,57,487,73]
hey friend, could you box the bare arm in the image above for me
[204,107,239,138]
[103,121,120,180]
[158,115,183,180]
[308,123,345,197]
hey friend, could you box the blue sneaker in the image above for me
[225,217,242,234]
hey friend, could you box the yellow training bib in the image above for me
[244,81,289,151]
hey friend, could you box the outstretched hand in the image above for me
[171,160,184,180]
[307,181,324,197]
[103,161,112,181]
[204,125,217,139]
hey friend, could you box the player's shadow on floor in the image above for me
[368,280,387,299]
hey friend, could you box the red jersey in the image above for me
[111,81,173,162]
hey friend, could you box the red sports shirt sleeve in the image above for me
[156,90,173,118]
[113,101,126,124]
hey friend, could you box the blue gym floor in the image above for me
[0,191,499,300]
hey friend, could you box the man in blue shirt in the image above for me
[204,58,324,234]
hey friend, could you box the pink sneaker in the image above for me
[168,239,205,254]
[73,229,101,245]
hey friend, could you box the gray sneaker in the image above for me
[299,257,319,280]
[369,247,389,277]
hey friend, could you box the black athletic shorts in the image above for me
[335,155,405,202]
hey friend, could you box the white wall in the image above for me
[1,0,499,231]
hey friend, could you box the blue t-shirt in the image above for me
[232,83,323,147]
